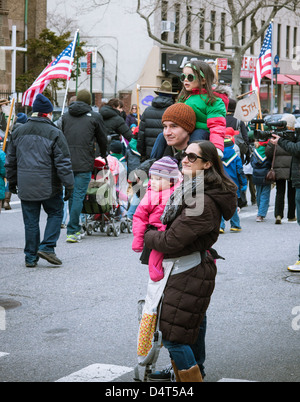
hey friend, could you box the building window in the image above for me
[0,0,8,10]
[199,8,205,49]
[242,20,246,46]
[261,20,265,48]
[161,0,169,42]
[174,3,180,44]
[186,4,192,47]
[221,12,226,51]
[250,20,256,54]
[286,26,290,59]
[210,10,216,51]
[293,27,297,60]
[277,23,281,57]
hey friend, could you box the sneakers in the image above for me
[230,227,242,232]
[25,261,38,268]
[256,216,265,222]
[220,227,242,233]
[275,216,282,224]
[287,261,300,272]
[288,217,297,222]
[37,251,62,266]
[66,232,82,243]
[148,364,174,382]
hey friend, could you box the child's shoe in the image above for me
[287,261,300,272]
[230,227,242,232]
[219,228,225,234]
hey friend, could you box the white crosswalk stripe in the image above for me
[218,378,257,382]
[55,364,133,382]
[0,353,256,382]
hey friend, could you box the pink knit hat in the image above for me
[149,157,180,181]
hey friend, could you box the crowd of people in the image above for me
[1,59,300,382]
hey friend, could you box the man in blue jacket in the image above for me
[5,94,74,268]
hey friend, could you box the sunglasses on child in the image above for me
[182,151,207,163]
[180,73,197,83]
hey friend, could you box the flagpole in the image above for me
[270,19,274,115]
[3,98,15,153]
[61,30,79,116]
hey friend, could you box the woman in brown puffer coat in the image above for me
[144,140,237,382]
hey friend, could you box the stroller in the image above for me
[134,260,175,382]
[81,156,132,237]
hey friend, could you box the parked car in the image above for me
[264,113,300,124]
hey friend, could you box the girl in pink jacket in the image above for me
[132,157,181,282]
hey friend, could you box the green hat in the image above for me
[77,89,92,105]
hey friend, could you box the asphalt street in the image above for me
[0,191,299,383]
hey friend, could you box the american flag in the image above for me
[251,23,273,92]
[22,33,78,107]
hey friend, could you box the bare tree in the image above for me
[136,0,300,97]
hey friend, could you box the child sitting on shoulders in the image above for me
[178,60,230,157]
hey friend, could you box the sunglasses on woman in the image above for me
[180,73,197,83]
[182,151,207,163]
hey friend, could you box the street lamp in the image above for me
[81,35,119,97]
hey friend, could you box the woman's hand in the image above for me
[270,134,280,145]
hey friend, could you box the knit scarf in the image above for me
[160,175,204,225]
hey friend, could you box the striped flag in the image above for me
[250,23,273,92]
[22,33,78,107]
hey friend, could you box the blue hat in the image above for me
[32,94,53,114]
[16,113,28,124]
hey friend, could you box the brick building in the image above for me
[0,0,47,94]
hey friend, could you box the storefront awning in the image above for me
[285,74,300,84]
[265,74,297,85]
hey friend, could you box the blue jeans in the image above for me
[62,188,69,225]
[127,193,140,219]
[21,193,64,264]
[220,207,241,230]
[67,172,91,235]
[256,184,271,217]
[150,130,210,160]
[296,188,300,258]
[162,316,207,376]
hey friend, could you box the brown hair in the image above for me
[179,60,217,106]
[193,140,237,193]
[107,98,121,108]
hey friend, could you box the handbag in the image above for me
[265,145,277,183]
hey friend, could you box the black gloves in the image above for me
[9,183,17,194]
[64,187,73,202]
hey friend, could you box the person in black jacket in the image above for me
[100,98,132,145]
[62,89,108,243]
[5,94,74,268]
[226,98,250,162]
[271,129,300,272]
[137,81,177,160]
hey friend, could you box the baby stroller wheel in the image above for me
[113,224,120,237]
[107,224,114,237]
[127,221,133,234]
[120,221,127,233]
[87,223,93,236]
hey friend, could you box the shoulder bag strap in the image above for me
[271,144,277,169]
